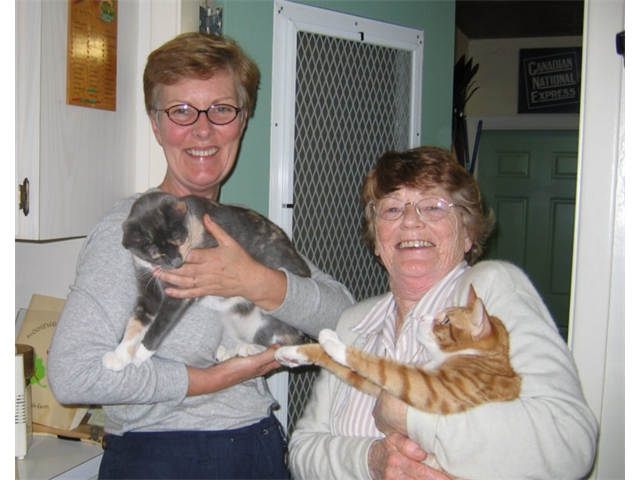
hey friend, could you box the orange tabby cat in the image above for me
[276,284,521,415]
[277,285,520,476]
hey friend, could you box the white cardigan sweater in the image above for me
[289,261,598,480]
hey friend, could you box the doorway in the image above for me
[477,129,579,340]
[454,0,584,343]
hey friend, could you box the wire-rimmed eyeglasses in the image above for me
[370,197,460,221]
[158,103,242,126]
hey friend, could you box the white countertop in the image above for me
[16,435,103,480]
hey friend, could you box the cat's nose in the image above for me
[170,257,184,268]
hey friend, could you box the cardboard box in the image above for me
[16,295,87,431]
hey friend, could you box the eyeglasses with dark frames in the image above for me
[158,103,242,126]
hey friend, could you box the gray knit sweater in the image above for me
[48,191,355,435]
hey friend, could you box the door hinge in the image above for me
[18,178,29,216]
[199,5,222,35]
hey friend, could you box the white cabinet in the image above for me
[16,0,139,240]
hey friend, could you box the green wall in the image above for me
[218,0,455,214]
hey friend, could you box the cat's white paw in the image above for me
[216,345,233,362]
[102,351,132,371]
[216,343,267,362]
[417,315,441,352]
[132,344,155,367]
[417,315,446,369]
[319,329,348,366]
[236,343,266,357]
[417,315,436,342]
[274,346,311,368]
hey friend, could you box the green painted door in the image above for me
[477,130,579,340]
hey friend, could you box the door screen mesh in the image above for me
[287,31,414,437]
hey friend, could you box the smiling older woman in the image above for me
[48,33,353,479]
[287,146,598,480]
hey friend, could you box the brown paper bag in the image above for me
[16,294,87,430]
[33,409,105,445]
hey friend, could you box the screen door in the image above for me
[269,0,424,435]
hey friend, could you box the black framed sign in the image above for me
[518,47,582,114]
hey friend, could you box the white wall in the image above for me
[15,239,85,312]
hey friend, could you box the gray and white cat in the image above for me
[102,191,310,371]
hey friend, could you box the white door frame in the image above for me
[569,1,624,478]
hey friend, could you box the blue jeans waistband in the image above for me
[99,414,290,479]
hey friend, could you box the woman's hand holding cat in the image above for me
[156,215,288,311]
[368,433,449,480]
[186,344,282,397]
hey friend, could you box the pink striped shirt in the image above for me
[333,262,469,437]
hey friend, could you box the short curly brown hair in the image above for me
[361,146,494,265]
[143,33,260,117]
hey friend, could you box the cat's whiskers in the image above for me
[154,268,168,293]
[140,267,165,296]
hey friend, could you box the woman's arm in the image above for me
[50,285,282,406]
[186,345,281,396]
[48,202,193,406]
[289,369,377,479]
[48,287,190,406]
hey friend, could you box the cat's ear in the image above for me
[470,297,492,340]
[173,201,187,216]
[161,198,187,221]
[122,223,143,248]
[466,284,478,308]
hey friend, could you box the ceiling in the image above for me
[456,0,584,40]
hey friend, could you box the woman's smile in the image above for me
[396,239,436,249]
[152,72,247,199]
[186,146,219,157]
